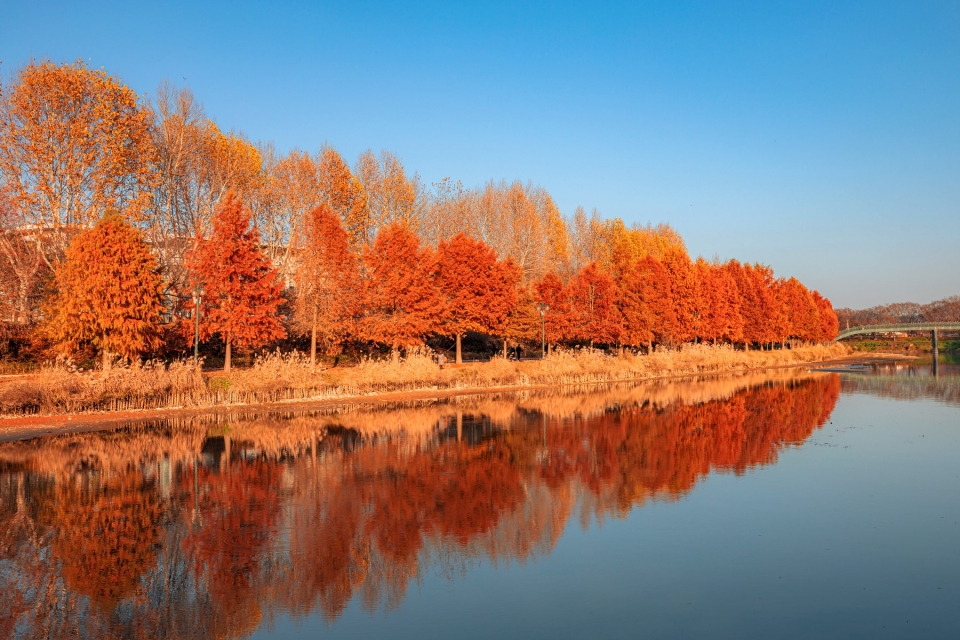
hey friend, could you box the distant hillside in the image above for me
[836,296,960,329]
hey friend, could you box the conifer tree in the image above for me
[293,204,360,367]
[436,234,516,363]
[491,259,526,357]
[186,191,285,371]
[661,249,698,344]
[47,210,164,367]
[534,272,571,351]
[630,256,677,348]
[812,291,839,342]
[567,263,622,346]
[361,222,439,360]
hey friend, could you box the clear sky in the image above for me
[3,0,959,308]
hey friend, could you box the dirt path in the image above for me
[0,352,913,443]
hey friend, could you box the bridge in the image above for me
[834,322,960,341]
[833,322,960,359]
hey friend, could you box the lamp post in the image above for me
[193,287,204,364]
[536,302,549,358]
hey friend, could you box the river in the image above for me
[0,362,957,639]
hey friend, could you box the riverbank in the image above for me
[0,343,874,428]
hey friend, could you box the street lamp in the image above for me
[193,287,204,364]
[536,302,549,358]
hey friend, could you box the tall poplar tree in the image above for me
[47,210,164,367]
[186,191,285,371]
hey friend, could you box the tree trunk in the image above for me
[503,338,508,358]
[392,344,400,363]
[310,311,318,369]
[224,337,232,372]
[102,350,111,372]
[17,279,30,324]
[456,334,463,364]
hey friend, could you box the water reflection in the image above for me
[839,361,960,407]
[0,372,841,638]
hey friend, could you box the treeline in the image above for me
[835,295,960,329]
[0,60,837,367]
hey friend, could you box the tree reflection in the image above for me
[0,374,840,638]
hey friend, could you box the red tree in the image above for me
[47,210,165,366]
[695,259,743,344]
[661,249,698,344]
[361,222,440,360]
[728,262,777,348]
[622,256,676,349]
[294,204,360,366]
[812,290,839,342]
[186,191,286,371]
[436,234,516,363]
[534,272,571,351]
[780,277,820,343]
[567,263,622,346]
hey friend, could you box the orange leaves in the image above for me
[620,256,676,347]
[293,204,360,361]
[360,222,439,352]
[534,272,571,345]
[318,146,369,249]
[354,150,419,244]
[566,263,622,345]
[52,470,162,610]
[435,234,517,341]
[46,210,164,361]
[186,191,285,369]
[0,60,156,248]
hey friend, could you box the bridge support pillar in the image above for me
[932,329,939,362]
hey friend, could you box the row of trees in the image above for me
[0,60,684,326]
[1,60,837,366]
[46,189,837,370]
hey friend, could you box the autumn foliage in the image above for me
[0,373,841,632]
[0,59,839,370]
[293,203,360,365]
[46,211,164,365]
[186,191,285,370]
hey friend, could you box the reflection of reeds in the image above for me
[0,343,848,417]
[0,372,841,635]
[0,368,832,477]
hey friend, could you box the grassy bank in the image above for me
[0,343,849,417]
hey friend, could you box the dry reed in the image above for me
[0,343,849,417]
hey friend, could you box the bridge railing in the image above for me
[834,322,960,342]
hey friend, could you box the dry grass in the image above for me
[0,343,849,417]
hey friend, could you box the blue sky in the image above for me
[3,1,959,308]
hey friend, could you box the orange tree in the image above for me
[0,60,156,257]
[622,256,677,349]
[812,290,839,342]
[46,210,164,367]
[360,222,439,360]
[533,272,571,352]
[567,262,622,347]
[435,234,517,363]
[293,203,360,366]
[186,191,285,371]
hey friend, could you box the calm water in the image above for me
[1,364,958,639]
